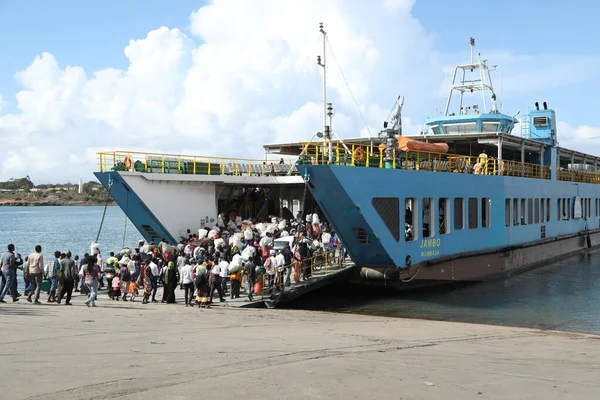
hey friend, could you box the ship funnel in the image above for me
[543,101,547,110]
[535,102,539,110]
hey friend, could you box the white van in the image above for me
[273,236,295,251]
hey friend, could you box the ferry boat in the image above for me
[296,38,600,286]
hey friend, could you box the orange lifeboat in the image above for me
[395,136,449,153]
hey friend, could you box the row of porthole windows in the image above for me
[404,197,491,242]
[505,197,597,227]
[505,198,551,226]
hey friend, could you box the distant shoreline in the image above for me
[0,200,116,207]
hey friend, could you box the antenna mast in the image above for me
[316,23,333,161]
[317,23,328,141]
[470,37,475,63]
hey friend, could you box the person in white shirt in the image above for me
[209,261,225,304]
[180,260,195,306]
[275,250,285,287]
[149,258,159,303]
[176,254,187,289]
[219,259,229,296]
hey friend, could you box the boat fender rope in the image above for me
[95,177,113,243]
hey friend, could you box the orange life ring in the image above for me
[354,146,365,162]
[124,155,132,170]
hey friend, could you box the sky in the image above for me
[1,0,599,184]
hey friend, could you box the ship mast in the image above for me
[317,23,333,162]
[443,37,499,116]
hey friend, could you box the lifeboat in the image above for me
[396,136,449,153]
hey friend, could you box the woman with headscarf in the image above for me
[161,258,178,303]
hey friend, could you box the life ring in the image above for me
[354,146,365,162]
[124,155,132,170]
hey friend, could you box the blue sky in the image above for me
[1,0,598,119]
[0,0,599,182]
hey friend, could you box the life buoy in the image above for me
[354,146,365,162]
[124,155,132,170]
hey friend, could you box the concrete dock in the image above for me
[0,293,599,400]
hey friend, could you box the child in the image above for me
[111,274,121,300]
[128,280,138,302]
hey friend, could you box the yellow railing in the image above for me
[97,151,298,177]
[251,247,347,296]
[558,169,600,184]
[298,141,554,180]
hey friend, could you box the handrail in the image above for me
[297,141,556,180]
[253,247,347,296]
[96,150,299,177]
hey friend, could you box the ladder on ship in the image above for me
[520,113,531,138]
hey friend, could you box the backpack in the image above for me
[264,257,272,270]
[121,267,131,281]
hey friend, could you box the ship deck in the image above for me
[96,131,600,185]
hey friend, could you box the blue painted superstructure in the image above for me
[298,40,600,281]
[95,171,176,244]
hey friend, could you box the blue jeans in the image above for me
[86,279,98,306]
[0,269,17,301]
[284,266,291,286]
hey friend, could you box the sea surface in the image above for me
[0,206,140,290]
[2,205,599,335]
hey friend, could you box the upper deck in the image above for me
[96,131,600,185]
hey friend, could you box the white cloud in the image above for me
[0,0,599,184]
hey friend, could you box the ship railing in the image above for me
[96,151,299,177]
[298,141,551,180]
[557,169,600,184]
[253,247,350,297]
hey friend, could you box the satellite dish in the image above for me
[316,132,323,138]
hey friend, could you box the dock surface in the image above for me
[1,294,598,400]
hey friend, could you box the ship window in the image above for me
[482,198,491,228]
[372,197,400,242]
[561,198,569,220]
[527,198,534,224]
[405,198,417,242]
[540,199,545,223]
[454,198,464,230]
[567,198,571,220]
[351,227,370,244]
[482,122,500,133]
[505,198,511,227]
[589,198,592,218]
[513,198,519,226]
[546,198,551,222]
[534,199,540,223]
[557,198,562,220]
[439,198,450,235]
[521,199,527,225]
[597,198,599,217]
[422,198,434,238]
[468,197,478,229]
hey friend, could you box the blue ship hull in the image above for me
[300,164,600,281]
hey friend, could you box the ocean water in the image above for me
[287,252,600,335]
[0,206,141,290]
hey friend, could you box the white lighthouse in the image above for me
[78,178,83,194]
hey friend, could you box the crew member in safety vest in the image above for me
[477,150,488,174]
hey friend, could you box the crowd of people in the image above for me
[0,211,346,307]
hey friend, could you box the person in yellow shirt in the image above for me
[477,150,488,174]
